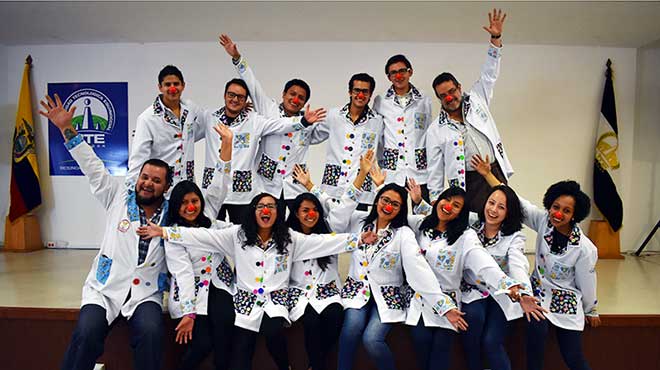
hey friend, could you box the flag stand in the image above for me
[588,220,623,259]
[634,219,660,256]
[3,214,43,252]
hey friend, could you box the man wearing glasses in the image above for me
[427,9,513,212]
[310,73,384,210]
[373,54,433,204]
[203,79,327,222]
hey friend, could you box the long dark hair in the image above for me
[478,185,524,236]
[362,183,409,230]
[287,193,332,270]
[167,180,212,228]
[419,186,469,245]
[240,193,291,254]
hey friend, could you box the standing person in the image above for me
[201,78,327,223]
[312,73,384,210]
[427,9,514,212]
[160,194,374,370]
[373,54,432,203]
[41,94,170,370]
[472,155,600,370]
[219,34,323,211]
[128,65,205,187]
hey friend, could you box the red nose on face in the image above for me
[552,211,563,220]
[357,92,365,100]
[168,86,177,94]
[384,204,393,213]
[307,210,317,218]
[186,204,196,213]
[262,207,271,215]
[444,95,454,104]
[443,203,453,213]
[292,96,300,104]
[395,73,403,80]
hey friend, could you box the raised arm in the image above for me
[204,124,233,218]
[290,230,364,262]
[256,105,326,137]
[40,94,120,209]
[163,224,238,259]
[471,9,506,106]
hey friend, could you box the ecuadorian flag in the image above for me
[8,56,41,221]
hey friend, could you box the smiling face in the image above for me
[281,85,307,116]
[135,164,169,206]
[436,195,465,223]
[296,199,319,234]
[376,190,403,224]
[158,75,185,107]
[349,80,372,110]
[255,195,278,231]
[435,80,462,113]
[483,190,508,228]
[224,83,248,117]
[549,195,576,231]
[387,61,412,93]
[178,192,202,224]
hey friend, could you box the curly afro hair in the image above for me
[542,180,591,223]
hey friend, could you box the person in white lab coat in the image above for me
[40,94,171,370]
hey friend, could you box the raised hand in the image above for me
[136,221,163,240]
[213,123,233,142]
[470,154,492,177]
[303,105,327,124]
[39,94,77,138]
[406,178,422,205]
[219,34,240,60]
[175,316,195,344]
[360,230,378,245]
[293,164,313,190]
[520,295,548,322]
[483,8,506,37]
[359,149,375,176]
[445,308,468,331]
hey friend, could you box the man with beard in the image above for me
[310,73,384,210]
[427,9,513,212]
[128,65,205,188]
[218,34,322,211]
[40,94,171,370]
[203,79,327,222]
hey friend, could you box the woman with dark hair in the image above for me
[459,185,546,370]
[404,185,524,370]
[160,192,373,370]
[140,124,236,370]
[472,155,600,370]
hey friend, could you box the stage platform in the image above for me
[1,249,660,370]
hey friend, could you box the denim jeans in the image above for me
[461,297,512,370]
[526,318,591,370]
[409,318,456,370]
[61,301,163,370]
[337,300,395,370]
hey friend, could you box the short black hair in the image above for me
[284,79,311,102]
[419,186,469,245]
[167,180,212,228]
[224,78,250,97]
[349,73,376,94]
[158,65,184,85]
[431,73,460,99]
[478,185,524,236]
[542,180,591,223]
[140,158,173,185]
[385,54,412,74]
[362,183,409,230]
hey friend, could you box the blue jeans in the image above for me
[337,300,394,370]
[526,318,591,370]
[461,297,512,370]
[61,301,163,370]
[409,318,455,370]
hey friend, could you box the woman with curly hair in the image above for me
[472,154,600,370]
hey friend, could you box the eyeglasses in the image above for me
[387,68,411,78]
[437,87,458,101]
[255,204,277,210]
[379,196,402,209]
[351,88,370,96]
[226,91,247,102]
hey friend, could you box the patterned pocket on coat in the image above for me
[316,280,340,300]
[202,167,214,189]
[257,153,278,181]
[414,112,428,130]
[550,288,578,315]
[233,133,250,149]
[492,254,509,274]
[380,285,404,310]
[216,257,234,287]
[274,254,289,274]
[96,255,112,284]
[435,250,456,271]
[232,170,252,192]
[234,289,257,315]
[321,164,341,186]
[361,131,377,150]
[414,148,428,170]
[186,161,195,181]
[379,252,400,271]
[289,287,304,308]
[550,262,575,281]
[341,276,364,299]
[382,148,399,171]
[270,288,289,309]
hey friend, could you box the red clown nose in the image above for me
[168,86,177,94]
[186,204,196,213]
[443,203,453,213]
[443,95,454,104]
[292,96,300,104]
[395,73,403,80]
[384,204,394,213]
[357,92,365,100]
[307,210,317,218]
[262,207,271,215]
[552,211,563,220]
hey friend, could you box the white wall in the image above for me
[1,40,647,251]
[0,45,10,245]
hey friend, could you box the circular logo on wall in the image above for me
[63,88,116,134]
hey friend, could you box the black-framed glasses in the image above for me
[379,196,402,209]
[437,87,458,101]
[387,67,411,78]
[226,91,247,102]
[255,204,277,210]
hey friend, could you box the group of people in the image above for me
[41,9,600,370]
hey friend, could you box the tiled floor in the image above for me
[2,249,659,314]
